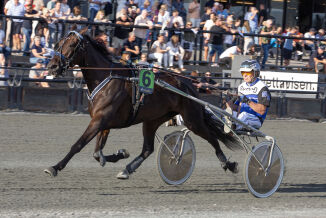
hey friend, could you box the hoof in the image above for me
[117,149,130,159]
[116,169,129,179]
[222,161,239,174]
[44,167,57,177]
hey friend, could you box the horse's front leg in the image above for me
[93,130,130,167]
[44,119,102,177]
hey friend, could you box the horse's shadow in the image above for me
[150,183,248,194]
[149,183,326,197]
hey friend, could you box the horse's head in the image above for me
[48,28,88,77]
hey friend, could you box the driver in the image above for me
[225,60,271,132]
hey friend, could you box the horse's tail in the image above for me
[203,108,243,151]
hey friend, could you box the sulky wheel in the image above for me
[244,141,284,198]
[157,130,196,185]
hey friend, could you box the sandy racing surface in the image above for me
[0,112,326,217]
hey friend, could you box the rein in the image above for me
[69,65,238,96]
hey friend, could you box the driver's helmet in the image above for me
[239,60,261,78]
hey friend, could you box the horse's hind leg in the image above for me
[117,115,172,179]
[181,105,238,173]
[93,130,110,166]
[93,130,130,167]
[44,120,101,177]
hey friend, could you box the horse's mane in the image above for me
[83,34,117,62]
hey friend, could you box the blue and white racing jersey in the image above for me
[235,78,271,123]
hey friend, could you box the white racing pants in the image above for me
[233,111,262,130]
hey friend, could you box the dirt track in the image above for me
[0,112,326,217]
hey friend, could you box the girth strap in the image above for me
[85,74,143,127]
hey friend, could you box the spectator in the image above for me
[292,26,304,60]
[123,32,140,61]
[94,9,111,33]
[211,2,219,16]
[282,27,297,66]
[94,10,110,22]
[269,26,282,58]
[89,0,108,22]
[0,21,11,60]
[149,34,168,67]
[234,18,242,46]
[258,3,268,27]
[203,13,215,61]
[316,29,326,46]
[224,15,237,49]
[188,0,200,28]
[169,10,184,39]
[30,36,48,64]
[157,7,170,30]
[241,20,253,55]
[22,4,40,56]
[190,70,199,78]
[200,7,212,27]
[47,0,56,10]
[113,13,132,53]
[167,34,185,71]
[308,45,326,73]
[183,21,197,61]
[304,28,316,54]
[4,0,25,46]
[126,0,140,15]
[219,44,243,67]
[190,70,200,87]
[116,7,126,19]
[68,6,88,30]
[60,0,71,17]
[260,19,274,69]
[138,53,150,66]
[49,2,66,47]
[152,62,160,73]
[208,18,225,66]
[7,0,25,51]
[172,0,187,24]
[0,53,9,86]
[197,71,219,93]
[140,0,152,15]
[33,0,45,12]
[39,8,51,47]
[244,6,258,45]
[133,9,153,51]
[120,50,132,65]
[29,59,50,87]
[127,5,139,22]
[215,3,228,20]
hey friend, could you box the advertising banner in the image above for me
[260,71,318,92]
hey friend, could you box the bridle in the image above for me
[53,31,85,74]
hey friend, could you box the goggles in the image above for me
[241,71,254,76]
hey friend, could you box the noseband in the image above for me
[53,31,84,72]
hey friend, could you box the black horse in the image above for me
[45,28,240,179]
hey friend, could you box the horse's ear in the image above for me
[79,26,88,35]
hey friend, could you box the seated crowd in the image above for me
[1,0,326,80]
